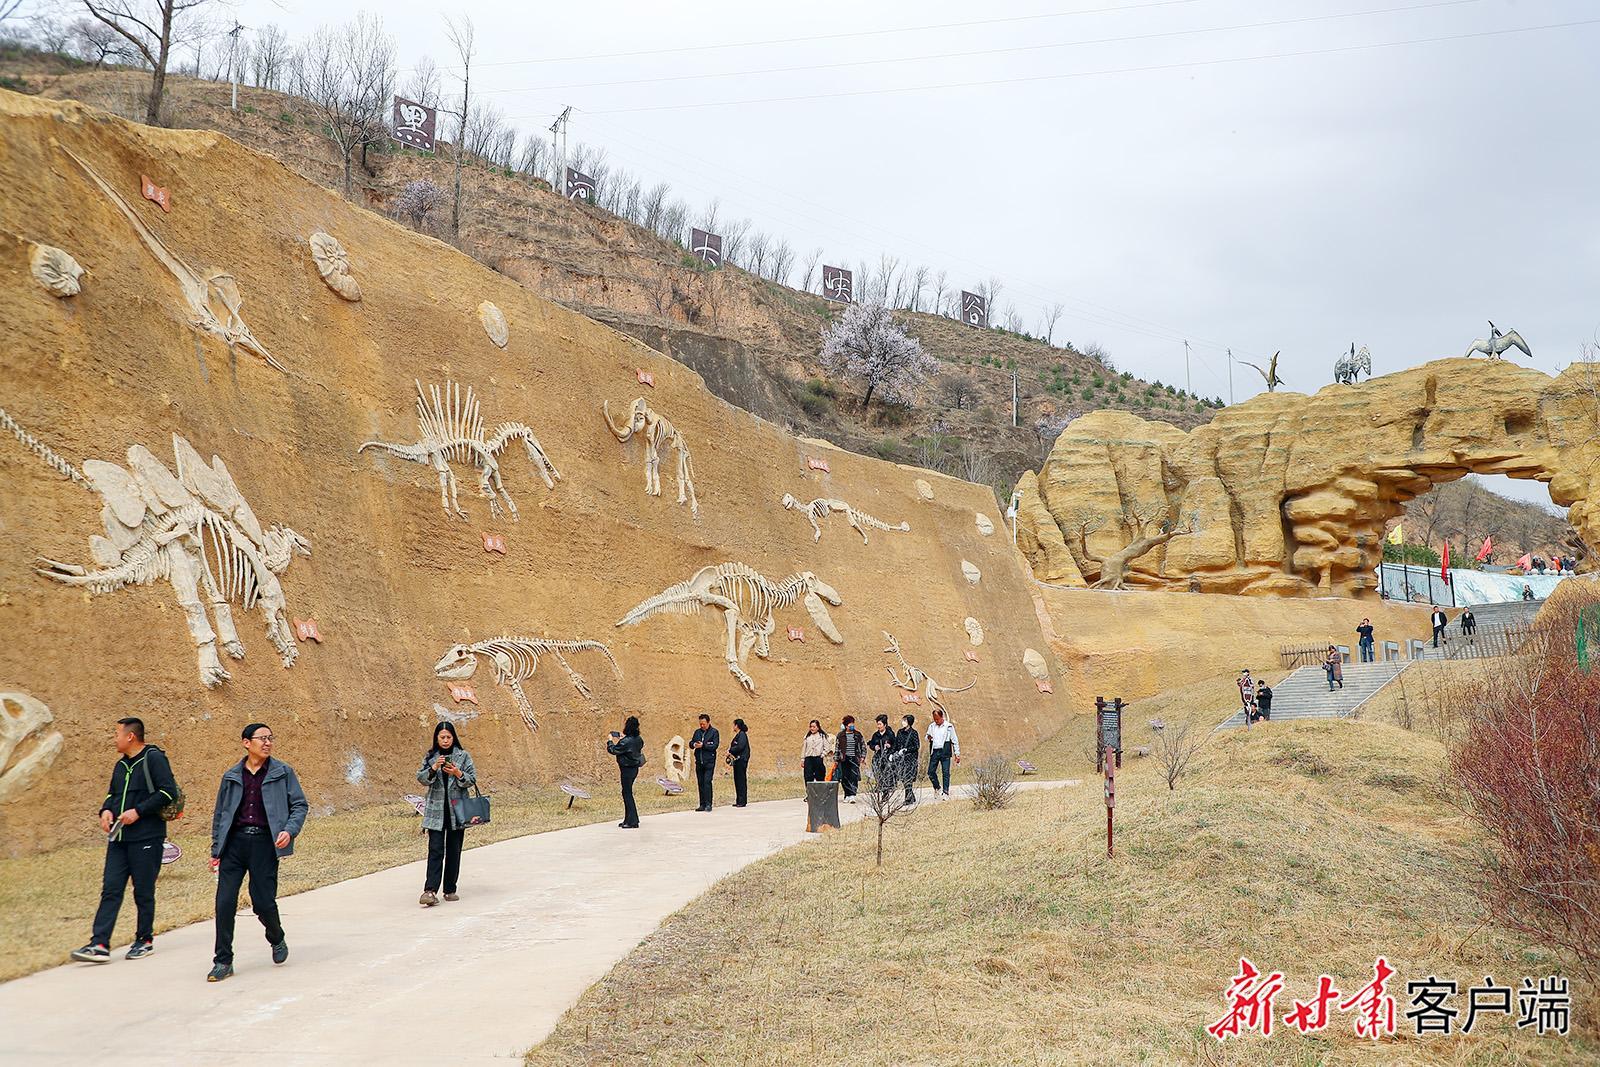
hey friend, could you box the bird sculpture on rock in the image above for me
[1463,321,1532,360]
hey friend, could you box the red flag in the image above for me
[1441,542,1451,584]
[1475,535,1493,563]
[1516,552,1532,571]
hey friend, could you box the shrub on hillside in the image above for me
[966,754,1019,810]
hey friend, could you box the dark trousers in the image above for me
[92,836,162,946]
[836,759,860,798]
[732,760,748,806]
[1433,624,1445,648]
[803,755,827,783]
[928,750,952,794]
[619,764,639,826]
[425,826,465,893]
[901,755,918,802]
[1359,638,1374,662]
[695,760,714,809]
[214,830,283,965]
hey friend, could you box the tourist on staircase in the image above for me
[1356,618,1376,662]
[1460,607,1477,639]
[1431,607,1448,647]
[1252,683,1273,722]
[1323,646,1344,691]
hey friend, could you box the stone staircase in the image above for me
[1412,598,1545,662]
[1217,660,1410,729]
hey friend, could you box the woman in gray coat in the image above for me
[416,722,477,907]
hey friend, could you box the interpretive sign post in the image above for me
[1094,696,1124,772]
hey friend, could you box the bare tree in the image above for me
[517,134,549,184]
[1152,721,1204,790]
[465,101,506,162]
[744,231,770,278]
[247,22,290,89]
[82,0,217,125]
[875,253,901,306]
[1079,341,1115,371]
[799,247,822,293]
[769,238,795,287]
[640,181,670,232]
[906,265,929,312]
[721,218,751,266]
[1042,302,1065,346]
[399,53,441,108]
[443,15,473,239]
[695,197,721,238]
[937,372,976,411]
[861,750,917,867]
[69,16,126,66]
[931,269,948,317]
[1002,304,1024,334]
[819,302,936,413]
[1089,502,1199,590]
[978,276,1005,320]
[298,14,396,198]
[954,441,996,485]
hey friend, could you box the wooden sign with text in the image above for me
[807,457,830,473]
[293,618,322,643]
[140,174,171,213]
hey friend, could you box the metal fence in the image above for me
[1376,562,1457,607]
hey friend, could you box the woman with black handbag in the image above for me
[606,716,645,829]
[416,722,476,907]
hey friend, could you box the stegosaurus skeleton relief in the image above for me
[360,380,560,521]
[602,398,699,518]
[882,631,975,715]
[616,563,843,693]
[433,637,621,732]
[781,494,910,544]
[0,407,309,689]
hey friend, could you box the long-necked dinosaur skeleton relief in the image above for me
[59,145,283,372]
[780,494,910,544]
[882,631,975,716]
[602,397,699,518]
[360,380,560,521]
[0,406,309,689]
[616,563,843,693]
[432,636,621,732]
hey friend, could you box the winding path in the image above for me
[3,783,1069,1065]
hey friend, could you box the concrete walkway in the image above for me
[3,782,1069,1066]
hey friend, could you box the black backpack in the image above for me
[139,747,186,821]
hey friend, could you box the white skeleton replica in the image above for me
[60,146,283,372]
[360,380,560,521]
[616,563,843,693]
[780,494,910,544]
[882,631,975,716]
[433,636,621,732]
[0,407,309,689]
[602,398,699,518]
[1464,321,1533,360]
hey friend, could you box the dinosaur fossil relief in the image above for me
[360,380,560,521]
[0,407,309,689]
[0,693,65,804]
[781,494,910,543]
[30,244,85,297]
[433,636,621,731]
[616,563,843,693]
[882,632,975,717]
[602,397,699,518]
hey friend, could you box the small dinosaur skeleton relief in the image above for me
[433,637,622,731]
[781,494,910,543]
[616,563,843,693]
[602,397,699,518]
[882,631,975,716]
[60,145,283,371]
[360,380,560,521]
[0,407,309,689]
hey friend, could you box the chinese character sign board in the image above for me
[822,265,853,303]
[565,168,596,202]
[391,97,437,152]
[961,291,989,328]
[690,228,723,268]
[140,175,171,213]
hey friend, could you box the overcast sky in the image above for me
[232,0,1597,504]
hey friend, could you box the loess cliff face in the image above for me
[0,93,1067,855]
[1018,359,1600,596]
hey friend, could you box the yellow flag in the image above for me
[1386,523,1403,546]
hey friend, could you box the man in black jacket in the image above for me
[690,714,719,812]
[1430,607,1448,648]
[895,714,920,804]
[72,717,178,964]
[834,715,866,802]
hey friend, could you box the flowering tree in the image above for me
[818,303,936,413]
[394,179,444,229]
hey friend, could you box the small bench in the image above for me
[559,782,592,809]
[1016,759,1037,775]
[403,793,426,817]
[655,777,684,796]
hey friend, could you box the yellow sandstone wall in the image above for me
[0,93,1067,855]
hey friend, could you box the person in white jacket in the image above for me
[925,709,960,798]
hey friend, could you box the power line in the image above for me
[481,0,1484,98]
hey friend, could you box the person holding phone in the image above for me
[690,714,720,811]
[727,719,751,807]
[415,722,476,907]
[606,716,645,828]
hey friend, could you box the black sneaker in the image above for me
[207,963,234,982]
[271,939,288,965]
[70,943,110,964]
[125,940,154,961]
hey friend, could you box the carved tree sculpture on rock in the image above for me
[1087,501,1199,590]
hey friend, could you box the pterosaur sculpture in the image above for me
[1333,343,1372,385]
[1464,321,1532,360]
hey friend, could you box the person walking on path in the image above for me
[894,714,920,805]
[1431,607,1448,648]
[925,709,960,798]
[1236,669,1257,721]
[1323,645,1344,691]
[208,723,308,983]
[834,715,866,802]
[690,714,719,812]
[1356,618,1376,662]
[416,722,476,906]
[71,717,179,964]
[1253,683,1273,722]
[867,714,897,791]
[728,718,751,807]
[1460,607,1477,638]
[606,716,644,828]
[800,719,830,783]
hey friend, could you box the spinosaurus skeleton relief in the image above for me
[602,397,699,518]
[0,408,309,689]
[360,380,560,521]
[432,637,621,731]
[616,563,843,692]
[780,494,910,544]
[882,631,975,716]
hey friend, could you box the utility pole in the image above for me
[549,106,572,196]
[1184,339,1191,396]
[226,21,245,110]
[1011,370,1018,428]
[1227,348,1234,405]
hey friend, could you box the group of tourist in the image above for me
[1525,554,1575,576]
[800,708,961,801]
[1235,670,1274,723]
